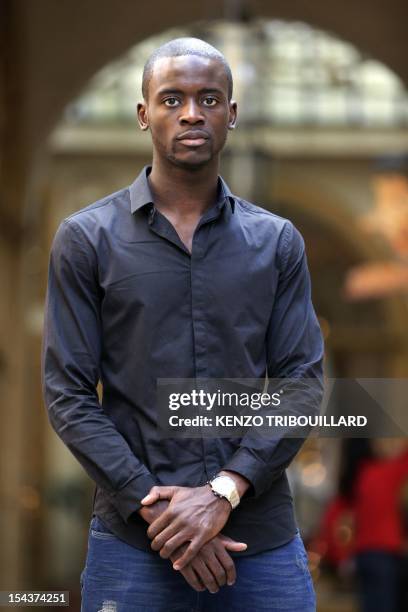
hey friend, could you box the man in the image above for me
[42,37,323,611]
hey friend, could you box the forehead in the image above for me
[149,55,229,96]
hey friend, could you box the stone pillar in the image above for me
[0,0,31,590]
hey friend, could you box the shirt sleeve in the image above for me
[41,219,157,522]
[222,221,324,498]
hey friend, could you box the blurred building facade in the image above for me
[1,2,408,611]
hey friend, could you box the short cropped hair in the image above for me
[142,37,233,100]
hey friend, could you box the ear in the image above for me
[137,101,149,131]
[228,100,237,130]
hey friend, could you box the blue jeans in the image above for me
[355,551,403,612]
[80,515,316,611]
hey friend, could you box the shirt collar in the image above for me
[129,165,235,214]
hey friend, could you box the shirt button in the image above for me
[148,206,155,224]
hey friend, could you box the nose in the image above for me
[179,98,204,124]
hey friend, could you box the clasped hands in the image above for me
[139,484,247,593]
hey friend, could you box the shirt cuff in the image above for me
[112,472,157,523]
[222,447,277,499]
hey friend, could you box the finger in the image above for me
[200,549,227,588]
[179,566,205,592]
[170,543,188,565]
[191,557,219,594]
[173,538,203,570]
[146,509,174,539]
[214,544,236,586]
[151,521,181,552]
[159,530,192,559]
[217,534,247,552]
[141,486,177,505]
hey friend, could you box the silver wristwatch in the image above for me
[209,475,240,509]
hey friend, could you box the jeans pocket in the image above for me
[90,516,118,540]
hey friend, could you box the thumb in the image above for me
[218,534,247,551]
[141,485,177,505]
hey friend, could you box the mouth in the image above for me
[176,130,209,147]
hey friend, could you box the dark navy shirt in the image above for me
[42,166,324,554]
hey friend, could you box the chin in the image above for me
[168,153,213,170]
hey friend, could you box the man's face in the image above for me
[138,55,237,169]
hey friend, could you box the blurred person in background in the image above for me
[353,438,408,612]
[310,440,372,579]
[311,438,408,610]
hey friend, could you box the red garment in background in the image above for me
[354,449,408,554]
[314,496,354,567]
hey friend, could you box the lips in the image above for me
[177,130,209,140]
[176,130,209,147]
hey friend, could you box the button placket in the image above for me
[190,227,219,478]
[148,208,191,255]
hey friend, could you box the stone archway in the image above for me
[270,189,408,378]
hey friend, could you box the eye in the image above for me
[164,97,180,107]
[203,96,217,107]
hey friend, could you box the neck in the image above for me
[148,155,220,215]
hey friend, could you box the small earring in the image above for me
[229,124,235,130]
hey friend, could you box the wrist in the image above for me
[205,483,232,511]
[218,470,250,498]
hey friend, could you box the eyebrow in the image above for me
[156,87,225,97]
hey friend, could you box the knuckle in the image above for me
[179,516,188,527]
[190,542,200,555]
[214,570,224,582]
[199,549,210,562]
[161,544,171,558]
[151,539,159,551]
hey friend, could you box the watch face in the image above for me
[217,481,230,496]
[211,477,239,509]
[213,477,234,497]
